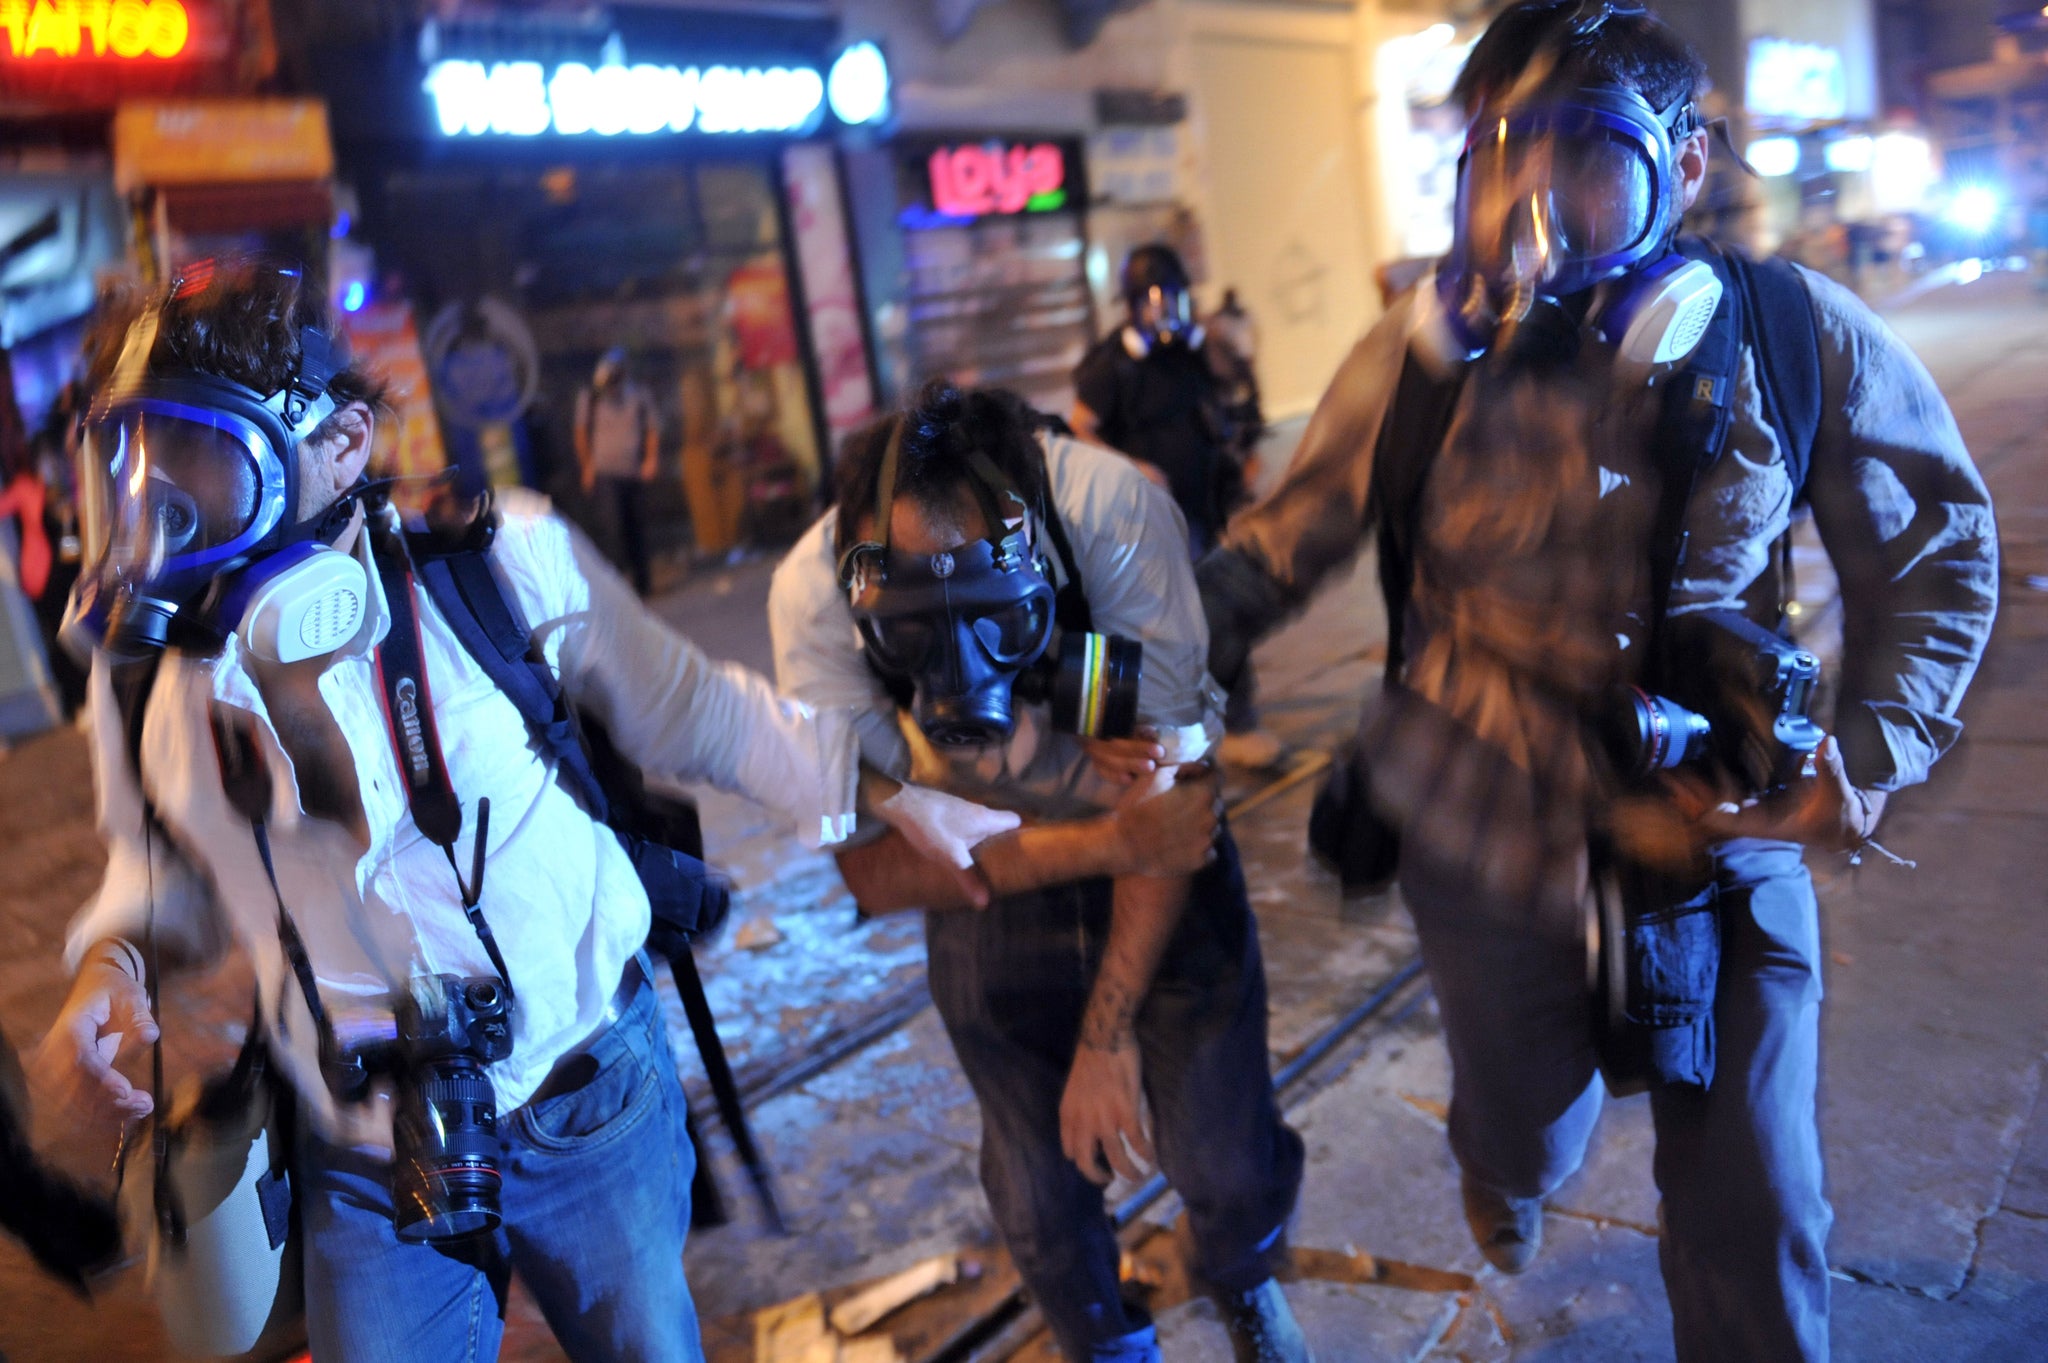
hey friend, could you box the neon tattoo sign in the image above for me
[1,0,190,59]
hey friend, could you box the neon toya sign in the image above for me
[424,51,881,137]
[928,142,1068,218]
[2,0,190,58]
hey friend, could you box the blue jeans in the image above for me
[1402,838,1830,1363]
[298,967,704,1362]
[926,829,1304,1362]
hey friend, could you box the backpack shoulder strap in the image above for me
[1371,353,1464,679]
[1648,239,1746,655]
[1037,485,1094,636]
[1721,248,1823,501]
[410,530,611,820]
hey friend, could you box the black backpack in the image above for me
[1307,241,1824,893]
[408,512,784,1232]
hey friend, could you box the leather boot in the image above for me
[1461,1173,1544,1273]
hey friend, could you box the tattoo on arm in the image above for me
[1080,978,1140,1053]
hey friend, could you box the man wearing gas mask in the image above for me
[770,382,1310,1363]
[1196,3,1997,1360]
[30,259,1018,1362]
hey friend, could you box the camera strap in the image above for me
[369,520,514,997]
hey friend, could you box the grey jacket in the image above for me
[1214,266,1998,798]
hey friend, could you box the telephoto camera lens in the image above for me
[1614,686,1712,780]
[391,1053,503,1243]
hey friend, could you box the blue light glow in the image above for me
[827,42,889,127]
[341,281,368,313]
[1943,185,2003,235]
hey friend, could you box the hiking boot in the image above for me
[1461,1174,1544,1274]
[1213,1278,1314,1363]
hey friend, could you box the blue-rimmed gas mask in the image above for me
[70,291,368,660]
[839,421,1139,749]
[1423,79,1722,374]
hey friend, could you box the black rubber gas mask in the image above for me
[839,422,1139,749]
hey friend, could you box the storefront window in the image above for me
[373,157,820,561]
[878,136,1095,418]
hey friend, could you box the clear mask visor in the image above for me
[1457,114,1657,291]
[79,401,287,590]
[1135,285,1195,343]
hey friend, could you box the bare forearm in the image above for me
[1079,872,1191,1050]
[836,819,1126,914]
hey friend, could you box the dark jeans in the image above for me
[926,829,1304,1360]
[598,475,651,596]
[1402,838,1830,1363]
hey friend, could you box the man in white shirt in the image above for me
[770,382,1309,1363]
[31,259,1052,1361]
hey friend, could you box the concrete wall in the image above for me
[839,0,1182,132]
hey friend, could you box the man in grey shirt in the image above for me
[772,382,1309,1362]
[1197,4,1998,1360]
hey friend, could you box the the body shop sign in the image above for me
[924,140,1077,220]
[422,42,888,139]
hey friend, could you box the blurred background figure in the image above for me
[2028,192,2048,295]
[574,346,660,596]
[1073,245,1282,769]
[1205,286,1266,486]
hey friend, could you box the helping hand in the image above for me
[1112,761,1221,877]
[877,782,1023,908]
[29,958,159,1137]
[1060,1033,1154,1186]
[1690,735,1885,852]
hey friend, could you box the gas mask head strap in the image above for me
[849,415,1033,590]
[90,299,165,423]
[271,325,346,443]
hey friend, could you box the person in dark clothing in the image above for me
[1196,4,1998,1359]
[1072,246,1237,554]
[1073,247,1281,767]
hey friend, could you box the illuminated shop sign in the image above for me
[928,141,1070,218]
[1746,39,1846,122]
[423,42,888,138]
[2,0,189,59]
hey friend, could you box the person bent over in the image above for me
[771,382,1310,1362]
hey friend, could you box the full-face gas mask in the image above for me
[1121,244,1203,358]
[839,422,1141,749]
[1420,74,1722,377]
[69,282,372,663]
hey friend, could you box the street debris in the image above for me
[828,1254,966,1335]
[733,916,786,951]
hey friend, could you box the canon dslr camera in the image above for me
[1608,608,1825,792]
[325,973,514,1243]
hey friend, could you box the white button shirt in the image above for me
[69,493,859,1141]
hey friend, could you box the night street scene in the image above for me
[0,0,2041,1360]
